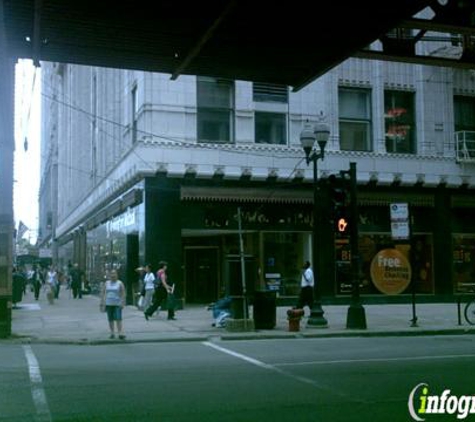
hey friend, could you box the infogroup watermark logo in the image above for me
[408,383,475,420]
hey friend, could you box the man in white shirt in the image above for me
[296,261,314,313]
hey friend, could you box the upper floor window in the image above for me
[253,83,288,145]
[255,112,286,145]
[197,77,234,143]
[253,83,288,103]
[131,85,138,143]
[339,88,372,151]
[454,95,475,160]
[384,90,416,154]
[454,95,475,132]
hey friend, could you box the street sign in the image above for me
[390,203,409,221]
[390,202,410,240]
[391,222,410,240]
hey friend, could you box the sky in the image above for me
[14,59,41,244]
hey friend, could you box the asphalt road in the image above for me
[1,336,475,422]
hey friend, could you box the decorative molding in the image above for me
[185,164,197,175]
[241,167,252,178]
[268,168,279,179]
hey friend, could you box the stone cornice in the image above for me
[55,140,475,238]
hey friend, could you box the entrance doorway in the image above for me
[184,247,219,303]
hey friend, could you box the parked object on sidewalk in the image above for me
[253,291,277,329]
[12,267,25,308]
[287,308,305,332]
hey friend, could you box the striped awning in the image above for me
[181,186,313,204]
[182,186,435,207]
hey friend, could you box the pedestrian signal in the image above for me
[337,218,348,233]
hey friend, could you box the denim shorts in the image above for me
[106,305,122,321]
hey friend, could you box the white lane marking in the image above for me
[23,345,52,422]
[274,353,475,367]
[202,341,360,401]
[203,341,273,369]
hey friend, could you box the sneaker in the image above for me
[109,334,115,339]
[118,334,126,340]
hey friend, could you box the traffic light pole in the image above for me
[307,151,328,327]
[345,162,367,329]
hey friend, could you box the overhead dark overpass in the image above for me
[1,0,475,336]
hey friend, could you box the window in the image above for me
[253,83,288,145]
[453,234,475,293]
[197,77,234,143]
[454,95,475,160]
[338,88,372,151]
[131,85,138,143]
[384,90,416,154]
[454,95,475,132]
[253,83,288,103]
[255,112,287,145]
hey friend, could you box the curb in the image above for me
[2,327,475,345]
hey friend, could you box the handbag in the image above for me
[137,295,144,310]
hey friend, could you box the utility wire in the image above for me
[40,90,305,160]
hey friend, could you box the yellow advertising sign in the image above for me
[370,248,412,295]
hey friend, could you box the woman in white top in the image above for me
[46,266,58,304]
[142,264,156,311]
[100,269,126,339]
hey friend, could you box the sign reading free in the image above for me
[370,248,412,295]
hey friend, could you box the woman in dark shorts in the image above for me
[100,269,126,339]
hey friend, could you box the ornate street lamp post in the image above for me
[300,120,330,327]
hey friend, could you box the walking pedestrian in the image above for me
[32,264,43,300]
[46,266,58,304]
[144,261,175,320]
[100,269,126,340]
[296,261,315,314]
[142,264,155,311]
[70,263,84,299]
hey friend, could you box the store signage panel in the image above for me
[390,203,409,221]
[391,222,410,240]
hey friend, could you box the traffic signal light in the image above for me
[328,174,350,234]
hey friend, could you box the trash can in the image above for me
[253,291,276,329]
[12,274,24,306]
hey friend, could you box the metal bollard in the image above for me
[457,296,462,326]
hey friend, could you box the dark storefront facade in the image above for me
[57,175,475,306]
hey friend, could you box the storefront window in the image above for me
[336,233,434,295]
[262,232,311,296]
[453,235,475,293]
[86,205,144,291]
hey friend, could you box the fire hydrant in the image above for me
[287,308,304,332]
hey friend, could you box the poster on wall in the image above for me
[453,238,475,293]
[370,248,412,295]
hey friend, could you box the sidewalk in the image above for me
[5,288,475,344]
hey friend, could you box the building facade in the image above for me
[39,57,475,305]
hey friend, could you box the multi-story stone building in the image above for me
[39,56,475,305]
